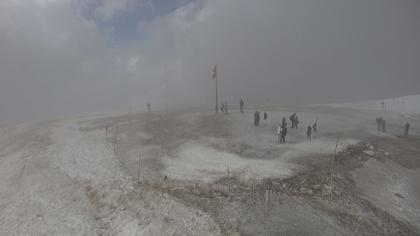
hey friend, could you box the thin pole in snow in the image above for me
[138,153,141,183]
[331,135,339,200]
[215,67,219,114]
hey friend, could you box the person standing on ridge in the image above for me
[294,116,299,129]
[147,102,151,112]
[376,117,383,134]
[240,99,244,114]
[405,122,410,136]
[290,113,296,128]
[307,126,312,140]
[312,120,318,139]
[280,123,287,143]
[254,110,259,126]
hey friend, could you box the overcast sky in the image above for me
[0,0,419,123]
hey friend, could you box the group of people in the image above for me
[289,113,300,129]
[376,117,412,136]
[220,101,229,114]
[253,109,268,127]
[376,117,386,134]
[275,115,317,143]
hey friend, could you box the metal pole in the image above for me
[138,153,141,183]
[215,68,218,114]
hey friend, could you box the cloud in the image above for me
[0,0,419,123]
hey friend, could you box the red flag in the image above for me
[212,64,217,80]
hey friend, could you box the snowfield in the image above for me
[1,95,420,235]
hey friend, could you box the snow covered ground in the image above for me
[0,95,420,235]
[326,94,420,118]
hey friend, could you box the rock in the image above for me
[363,150,375,156]
[280,183,287,191]
[312,184,321,191]
[321,185,332,196]
[300,187,314,196]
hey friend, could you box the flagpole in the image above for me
[216,69,218,114]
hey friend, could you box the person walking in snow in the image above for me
[294,116,299,129]
[280,124,287,143]
[282,117,287,128]
[290,113,296,128]
[224,100,228,114]
[312,120,318,138]
[240,99,244,114]
[147,102,151,112]
[256,111,260,126]
[264,112,268,122]
[405,122,410,136]
[376,117,383,134]
[277,124,282,144]
[307,126,312,140]
[220,102,224,113]
[254,110,260,126]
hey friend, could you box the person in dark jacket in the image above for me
[307,126,312,140]
[294,116,299,129]
[290,113,296,128]
[240,99,244,114]
[280,124,287,143]
[405,122,410,136]
[282,117,287,128]
[264,112,268,122]
[376,117,383,134]
[254,110,260,126]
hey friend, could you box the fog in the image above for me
[0,0,419,123]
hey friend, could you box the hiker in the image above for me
[280,124,287,143]
[147,102,151,112]
[376,117,383,134]
[381,119,386,133]
[307,126,312,140]
[220,102,225,113]
[264,112,268,122]
[254,110,260,126]
[224,100,228,114]
[290,113,296,128]
[277,125,282,144]
[312,120,317,138]
[294,116,299,129]
[240,99,244,114]
[282,117,287,128]
[405,122,410,136]
[256,111,260,126]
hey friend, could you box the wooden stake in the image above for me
[137,153,141,183]
[331,136,339,200]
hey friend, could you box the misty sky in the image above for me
[0,0,419,123]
